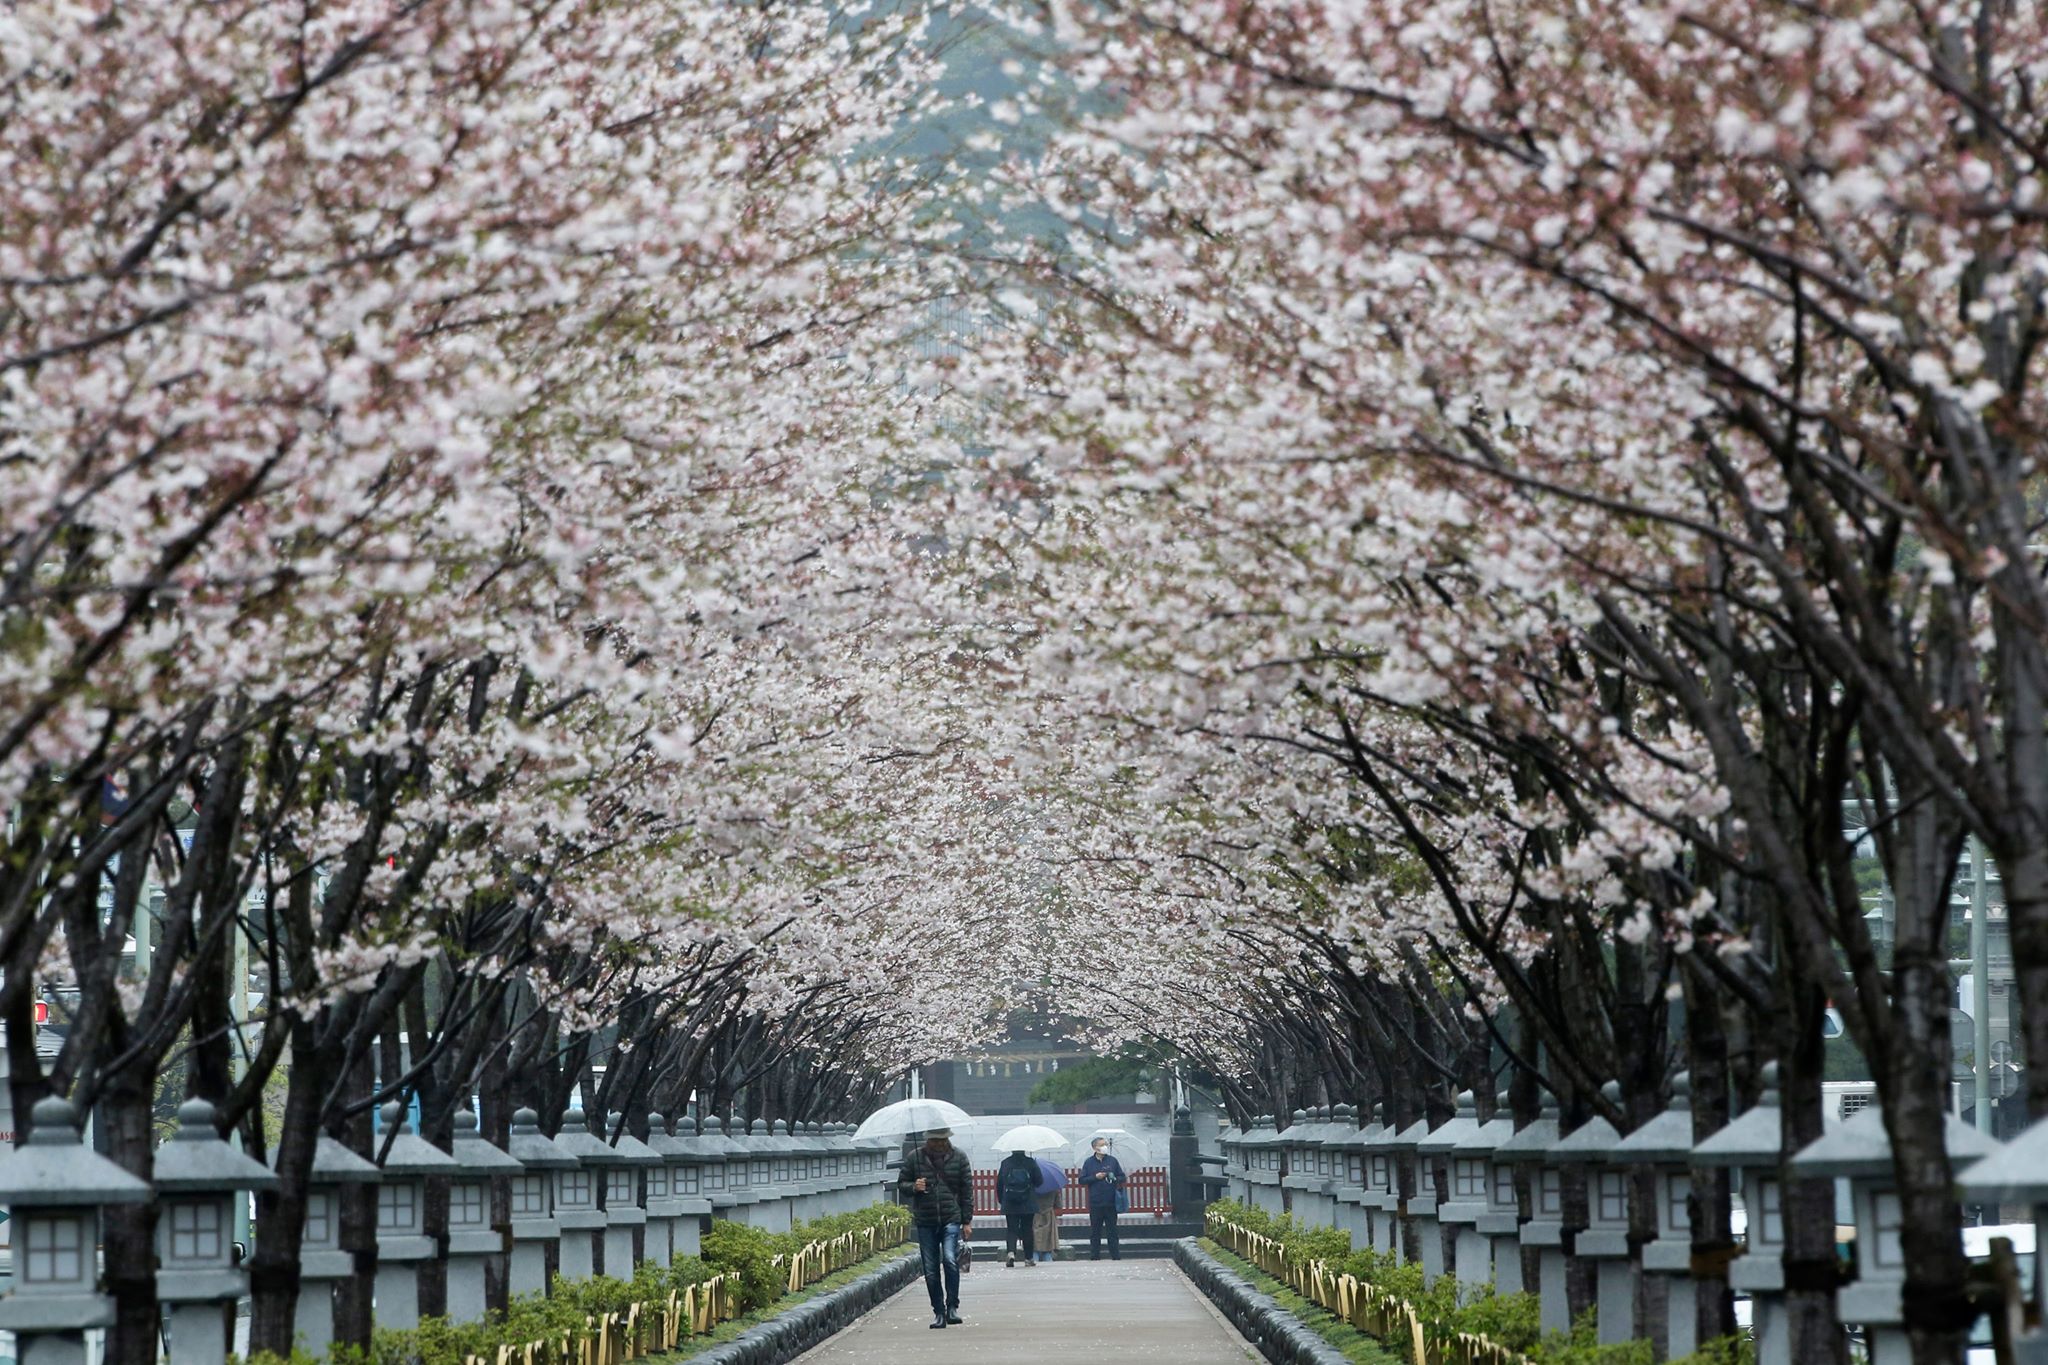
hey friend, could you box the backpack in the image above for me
[1000,1162,1037,1208]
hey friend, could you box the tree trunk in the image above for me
[247,1020,324,1355]
[1779,986,1848,1365]
[99,1064,160,1365]
[1684,957,1739,1347]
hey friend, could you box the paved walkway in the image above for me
[793,1257,1259,1365]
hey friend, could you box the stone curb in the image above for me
[1173,1238,1354,1365]
[677,1249,920,1365]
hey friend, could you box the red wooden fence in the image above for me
[971,1167,1171,1218]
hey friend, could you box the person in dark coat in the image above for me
[997,1148,1041,1267]
[897,1127,973,1327]
[1078,1136,1127,1261]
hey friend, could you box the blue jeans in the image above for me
[914,1222,961,1316]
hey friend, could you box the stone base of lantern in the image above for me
[293,1250,350,1357]
[602,1212,645,1278]
[1368,1199,1397,1254]
[644,1213,676,1266]
[16,1334,92,1365]
[1837,1284,1910,1365]
[675,1199,710,1256]
[446,1230,504,1324]
[374,1245,433,1329]
[1449,1223,1488,1297]
[1538,1248,1570,1333]
[166,1300,230,1365]
[1413,1202,1443,1283]
[558,1212,605,1280]
[1643,1240,1695,1358]
[510,1237,553,1297]
[1477,1213,1522,1294]
[1730,1254,1788,1365]
[1593,1258,1635,1345]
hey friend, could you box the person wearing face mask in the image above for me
[896,1127,973,1328]
[1078,1136,1127,1261]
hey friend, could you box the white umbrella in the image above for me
[989,1124,1069,1154]
[852,1097,972,1140]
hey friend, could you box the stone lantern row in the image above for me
[0,1099,896,1365]
[1220,1074,2048,1365]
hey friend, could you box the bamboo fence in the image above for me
[464,1219,909,1365]
[1206,1214,1529,1365]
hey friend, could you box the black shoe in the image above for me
[1005,1251,1015,1267]
[946,1311,963,1325]
[930,1317,947,1330]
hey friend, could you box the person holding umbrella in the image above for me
[897,1127,972,1328]
[997,1148,1041,1266]
[1079,1135,1127,1261]
[1032,1156,1065,1262]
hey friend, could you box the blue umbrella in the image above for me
[1034,1156,1067,1195]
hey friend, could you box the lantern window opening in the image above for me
[23,1214,87,1284]
[168,1200,225,1263]
[607,1169,635,1203]
[452,1182,487,1228]
[305,1193,331,1245]
[1492,1165,1516,1207]
[1453,1159,1487,1199]
[511,1174,549,1216]
[1596,1171,1627,1223]
[1537,1168,1563,1217]
[1870,1191,1905,1269]
[377,1183,419,1232]
[1755,1177,1783,1246]
[1665,1174,1692,1234]
[560,1170,592,1207]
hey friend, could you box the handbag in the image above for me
[958,1236,973,1274]
[1115,1186,1130,1215]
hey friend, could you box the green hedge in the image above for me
[1204,1199,1753,1365]
[246,1203,909,1365]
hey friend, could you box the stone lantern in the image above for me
[1449,1094,1518,1297]
[699,1115,741,1219]
[1958,1112,2048,1365]
[1692,1064,1798,1365]
[1494,1100,1565,1332]
[446,1108,522,1323]
[1244,1114,1285,1215]
[1549,1099,1632,1345]
[550,1108,622,1281]
[801,1122,833,1219]
[1327,1104,1372,1250]
[855,1128,895,1206]
[1608,1074,1703,1357]
[823,1122,861,1216]
[154,1098,279,1364]
[1359,1103,1400,1255]
[505,1107,574,1296]
[371,1101,458,1329]
[285,1135,380,1356]
[1414,1092,1480,1287]
[1217,1116,1248,1204]
[767,1119,805,1229]
[599,1111,662,1276]
[646,1113,706,1262]
[1788,1105,2000,1365]
[0,1096,150,1365]
[740,1118,788,1230]
[1382,1108,1434,1267]
[640,1113,681,1266]
[1281,1108,1335,1227]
